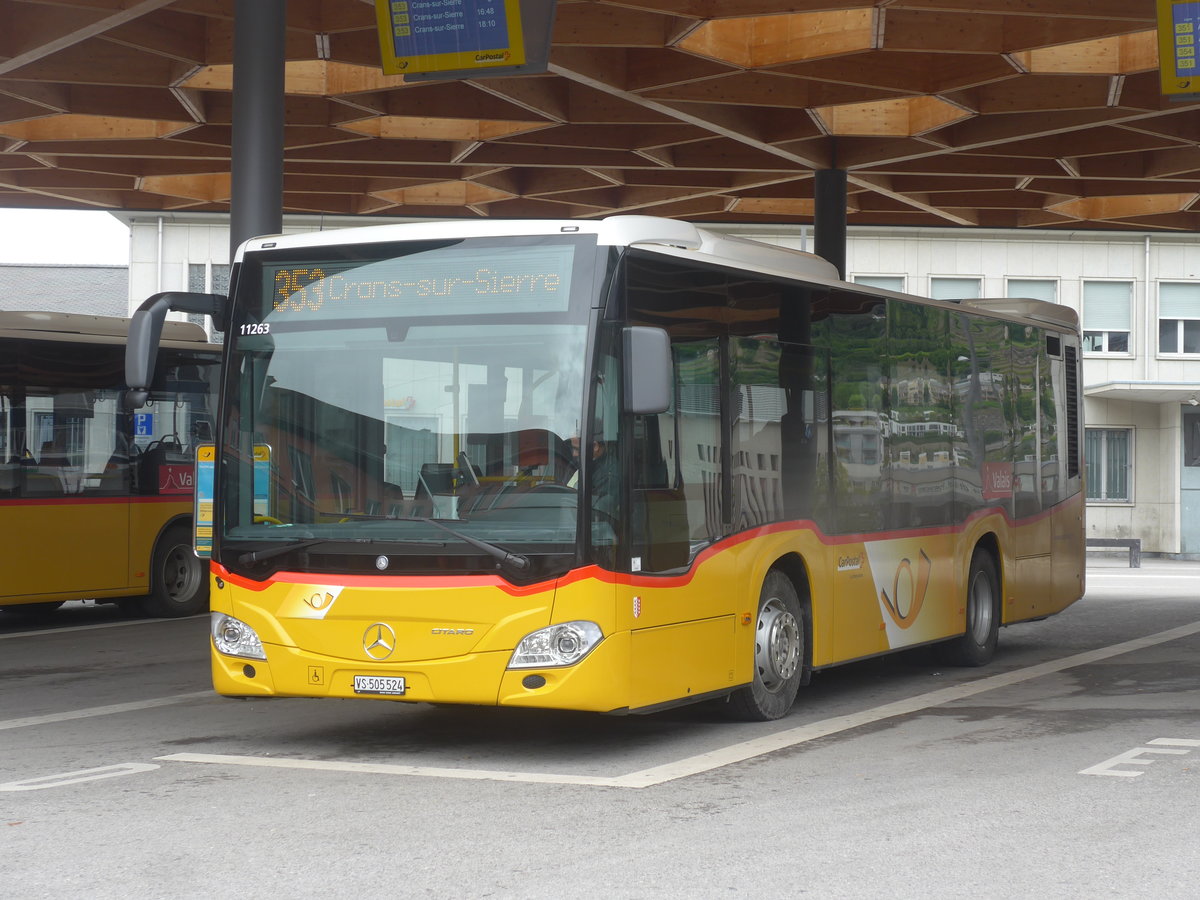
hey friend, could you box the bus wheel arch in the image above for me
[141,520,209,618]
[726,558,811,721]
[936,538,1001,667]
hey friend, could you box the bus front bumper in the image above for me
[210,629,631,714]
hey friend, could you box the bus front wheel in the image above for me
[142,525,209,618]
[936,549,1000,667]
[727,570,804,721]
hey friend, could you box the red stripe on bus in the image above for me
[211,495,1079,594]
[212,563,560,597]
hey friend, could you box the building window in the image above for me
[187,262,230,293]
[929,277,981,301]
[1185,410,1200,467]
[186,262,230,343]
[853,275,905,292]
[1006,278,1057,303]
[1082,281,1132,353]
[1158,282,1200,354]
[1085,428,1131,502]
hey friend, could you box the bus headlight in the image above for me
[211,613,266,660]
[508,621,603,669]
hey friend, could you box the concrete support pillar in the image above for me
[230,0,287,259]
[814,167,847,280]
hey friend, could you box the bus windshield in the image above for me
[219,234,598,578]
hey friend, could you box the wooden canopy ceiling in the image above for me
[2,0,1198,230]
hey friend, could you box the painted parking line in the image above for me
[0,764,160,792]
[0,692,211,732]
[1087,571,1200,578]
[157,753,621,787]
[160,619,1200,789]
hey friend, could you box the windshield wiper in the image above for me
[238,538,325,566]
[361,514,531,572]
[237,535,445,566]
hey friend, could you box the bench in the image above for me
[1086,537,1141,568]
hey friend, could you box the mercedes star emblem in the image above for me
[363,622,396,660]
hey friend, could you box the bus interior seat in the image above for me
[413,462,455,516]
[27,443,77,495]
[137,438,186,494]
[0,458,18,493]
[517,428,574,482]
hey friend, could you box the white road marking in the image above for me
[160,620,1200,789]
[0,763,159,792]
[1147,738,1200,747]
[1079,744,1192,778]
[0,615,205,640]
[0,692,211,732]
[157,753,619,787]
[1087,574,1200,579]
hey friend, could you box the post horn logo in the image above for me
[880,549,931,629]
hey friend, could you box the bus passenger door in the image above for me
[624,339,738,709]
[6,389,131,600]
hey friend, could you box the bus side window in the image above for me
[631,414,689,572]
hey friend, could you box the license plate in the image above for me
[353,675,407,696]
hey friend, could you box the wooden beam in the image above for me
[0,0,177,77]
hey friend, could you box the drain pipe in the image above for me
[156,216,164,295]
[1144,234,1152,380]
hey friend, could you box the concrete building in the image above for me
[115,212,1200,558]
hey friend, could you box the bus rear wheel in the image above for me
[936,549,1000,667]
[141,525,208,618]
[727,570,804,721]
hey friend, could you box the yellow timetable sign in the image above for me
[194,443,216,557]
[1158,0,1200,95]
[375,0,525,75]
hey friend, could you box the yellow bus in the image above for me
[127,217,1084,719]
[0,311,218,618]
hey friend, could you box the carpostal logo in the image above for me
[837,554,863,572]
[879,549,932,629]
[475,50,511,63]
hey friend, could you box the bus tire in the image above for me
[727,570,804,721]
[141,525,209,618]
[936,549,1000,667]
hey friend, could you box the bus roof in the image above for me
[0,310,210,346]
[237,214,842,282]
[235,215,1078,334]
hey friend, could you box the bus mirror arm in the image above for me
[125,291,228,410]
[623,326,672,415]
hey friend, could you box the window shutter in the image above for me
[1083,282,1131,331]
[1159,282,1200,320]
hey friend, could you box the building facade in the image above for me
[116,212,1200,558]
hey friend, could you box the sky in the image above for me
[0,208,131,265]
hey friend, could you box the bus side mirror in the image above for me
[623,326,672,415]
[126,291,228,409]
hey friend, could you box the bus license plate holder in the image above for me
[353,675,407,696]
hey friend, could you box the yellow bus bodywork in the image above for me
[0,497,189,605]
[210,495,1084,713]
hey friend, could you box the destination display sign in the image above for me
[375,0,526,75]
[1158,0,1200,96]
[259,243,576,321]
